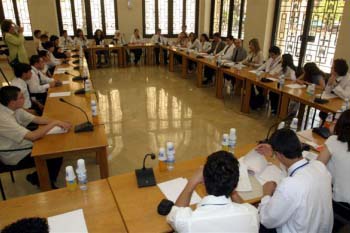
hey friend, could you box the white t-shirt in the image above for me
[11,78,32,109]
[325,135,350,204]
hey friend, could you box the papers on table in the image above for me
[236,162,252,192]
[62,81,70,85]
[49,92,71,98]
[316,92,338,100]
[302,151,318,160]
[286,84,307,89]
[48,209,88,233]
[54,70,65,74]
[249,70,259,74]
[56,67,73,72]
[46,126,68,135]
[157,177,202,205]
[255,165,285,185]
[242,150,268,174]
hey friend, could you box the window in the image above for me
[143,0,199,37]
[210,0,246,39]
[272,0,345,72]
[56,0,118,37]
[0,0,33,37]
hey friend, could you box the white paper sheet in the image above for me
[302,151,318,160]
[255,165,285,185]
[62,81,70,85]
[49,92,71,97]
[243,150,268,174]
[286,84,307,89]
[48,209,88,233]
[54,70,65,74]
[46,126,68,135]
[157,177,202,205]
[56,67,73,72]
[316,92,338,100]
[236,162,252,192]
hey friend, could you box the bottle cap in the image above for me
[277,121,285,130]
[229,128,236,137]
[166,142,175,154]
[76,159,86,174]
[91,100,96,105]
[65,166,76,181]
[159,147,167,161]
[222,134,229,145]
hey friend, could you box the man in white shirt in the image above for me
[0,86,71,188]
[257,46,282,75]
[256,129,333,233]
[59,30,74,50]
[167,150,259,233]
[325,59,350,100]
[217,35,236,61]
[151,28,168,65]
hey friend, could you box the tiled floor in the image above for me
[1,64,276,200]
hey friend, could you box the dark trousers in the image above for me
[154,47,168,65]
[259,224,277,233]
[96,50,109,64]
[204,67,215,81]
[130,49,142,64]
[269,92,280,112]
[15,154,63,182]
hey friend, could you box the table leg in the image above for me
[196,62,203,87]
[234,80,242,97]
[169,51,174,72]
[160,47,164,64]
[34,157,51,191]
[97,147,109,178]
[216,70,224,98]
[297,103,306,129]
[118,48,124,67]
[242,79,252,113]
[279,94,290,119]
[182,56,188,79]
[92,49,97,69]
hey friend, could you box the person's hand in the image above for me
[55,80,62,87]
[231,191,243,203]
[55,120,71,130]
[18,27,24,34]
[263,181,277,196]
[188,167,204,188]
[256,143,273,157]
[49,81,56,88]
[327,74,337,86]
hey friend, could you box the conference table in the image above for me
[31,58,109,191]
[0,180,127,232]
[88,44,125,69]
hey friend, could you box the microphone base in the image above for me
[73,66,80,70]
[74,88,85,95]
[74,121,94,133]
[314,98,329,104]
[72,76,87,82]
[72,60,80,64]
[135,168,156,188]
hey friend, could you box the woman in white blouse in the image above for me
[187,32,201,51]
[111,30,126,45]
[242,38,264,67]
[318,110,350,222]
[199,33,211,53]
[129,28,143,65]
[73,28,89,48]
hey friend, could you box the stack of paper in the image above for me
[157,177,202,205]
[236,162,252,192]
[48,209,88,233]
[286,84,306,89]
[49,92,71,98]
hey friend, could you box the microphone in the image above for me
[314,88,329,104]
[64,71,86,82]
[135,153,156,188]
[260,112,296,143]
[59,98,94,133]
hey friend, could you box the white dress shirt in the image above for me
[218,43,236,60]
[73,37,89,47]
[257,56,282,75]
[259,159,333,233]
[276,66,296,80]
[167,195,259,233]
[151,34,167,45]
[325,74,350,100]
[11,78,32,109]
[48,51,62,66]
[27,66,53,93]
[187,39,201,51]
[325,135,350,204]
[200,41,211,53]
[130,34,143,43]
[0,104,34,165]
[59,36,74,49]
[243,51,264,67]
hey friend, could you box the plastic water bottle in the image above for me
[166,142,175,171]
[76,159,88,191]
[290,118,298,132]
[345,98,349,110]
[278,75,285,89]
[91,100,98,117]
[217,55,222,67]
[158,147,167,172]
[324,113,333,129]
[66,166,77,191]
[228,128,236,154]
[221,134,229,151]
[277,121,285,130]
[85,79,91,96]
[307,84,315,96]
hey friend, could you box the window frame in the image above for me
[209,0,246,39]
[142,0,199,38]
[0,0,33,39]
[56,0,119,38]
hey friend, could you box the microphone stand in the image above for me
[135,153,156,188]
[314,87,329,104]
[260,112,296,143]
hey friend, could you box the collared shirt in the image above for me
[11,78,32,109]
[325,74,350,100]
[218,43,236,60]
[242,51,264,67]
[130,34,143,43]
[0,104,34,165]
[232,47,248,63]
[187,39,201,51]
[325,135,350,204]
[151,34,167,45]
[167,195,259,233]
[74,37,89,47]
[59,36,74,49]
[200,41,211,53]
[257,56,282,75]
[259,159,333,233]
[27,66,53,94]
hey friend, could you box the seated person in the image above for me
[257,129,333,233]
[187,32,201,72]
[38,50,54,77]
[93,29,109,67]
[1,217,49,233]
[174,32,188,48]
[199,33,211,53]
[257,46,282,75]
[232,39,247,63]
[0,86,71,188]
[318,109,350,225]
[297,62,326,88]
[50,35,70,59]
[59,30,74,50]
[207,32,226,55]
[42,41,62,67]
[151,28,168,65]
[11,63,43,115]
[325,59,350,100]
[73,28,90,61]
[111,30,126,45]
[167,150,259,232]
[129,28,143,65]
[27,55,58,104]
[38,34,49,51]
[242,38,264,67]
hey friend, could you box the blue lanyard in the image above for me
[290,161,309,177]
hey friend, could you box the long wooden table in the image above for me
[0,180,127,232]
[32,59,109,191]
[107,144,262,233]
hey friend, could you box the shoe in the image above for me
[51,183,59,189]
[271,109,277,116]
[26,172,39,186]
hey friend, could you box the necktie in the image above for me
[223,45,231,55]
[38,72,43,85]
[26,83,33,104]
[158,36,161,43]
[233,49,238,62]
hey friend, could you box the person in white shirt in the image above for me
[187,32,201,51]
[11,63,43,115]
[257,46,282,75]
[256,129,333,233]
[151,28,168,65]
[38,50,53,77]
[318,110,350,224]
[111,30,127,45]
[242,38,264,67]
[129,28,143,65]
[59,30,74,50]
[199,33,211,53]
[167,150,259,233]
[217,35,235,60]
[38,34,49,51]
[73,28,89,48]
[0,86,71,188]
[325,59,350,100]
[42,41,62,67]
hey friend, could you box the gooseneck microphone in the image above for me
[59,98,94,133]
[65,71,86,82]
[314,88,329,104]
[260,112,296,143]
[135,153,156,188]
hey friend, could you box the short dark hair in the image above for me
[38,50,48,58]
[40,34,48,40]
[14,63,32,78]
[334,109,350,151]
[213,32,221,38]
[33,30,41,37]
[269,46,281,55]
[61,30,67,36]
[30,55,41,66]
[269,129,302,159]
[201,33,209,42]
[333,59,348,76]
[0,86,21,106]
[49,35,59,42]
[227,35,234,41]
[203,151,239,197]
[42,41,54,50]
[1,217,49,233]
[1,19,13,33]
